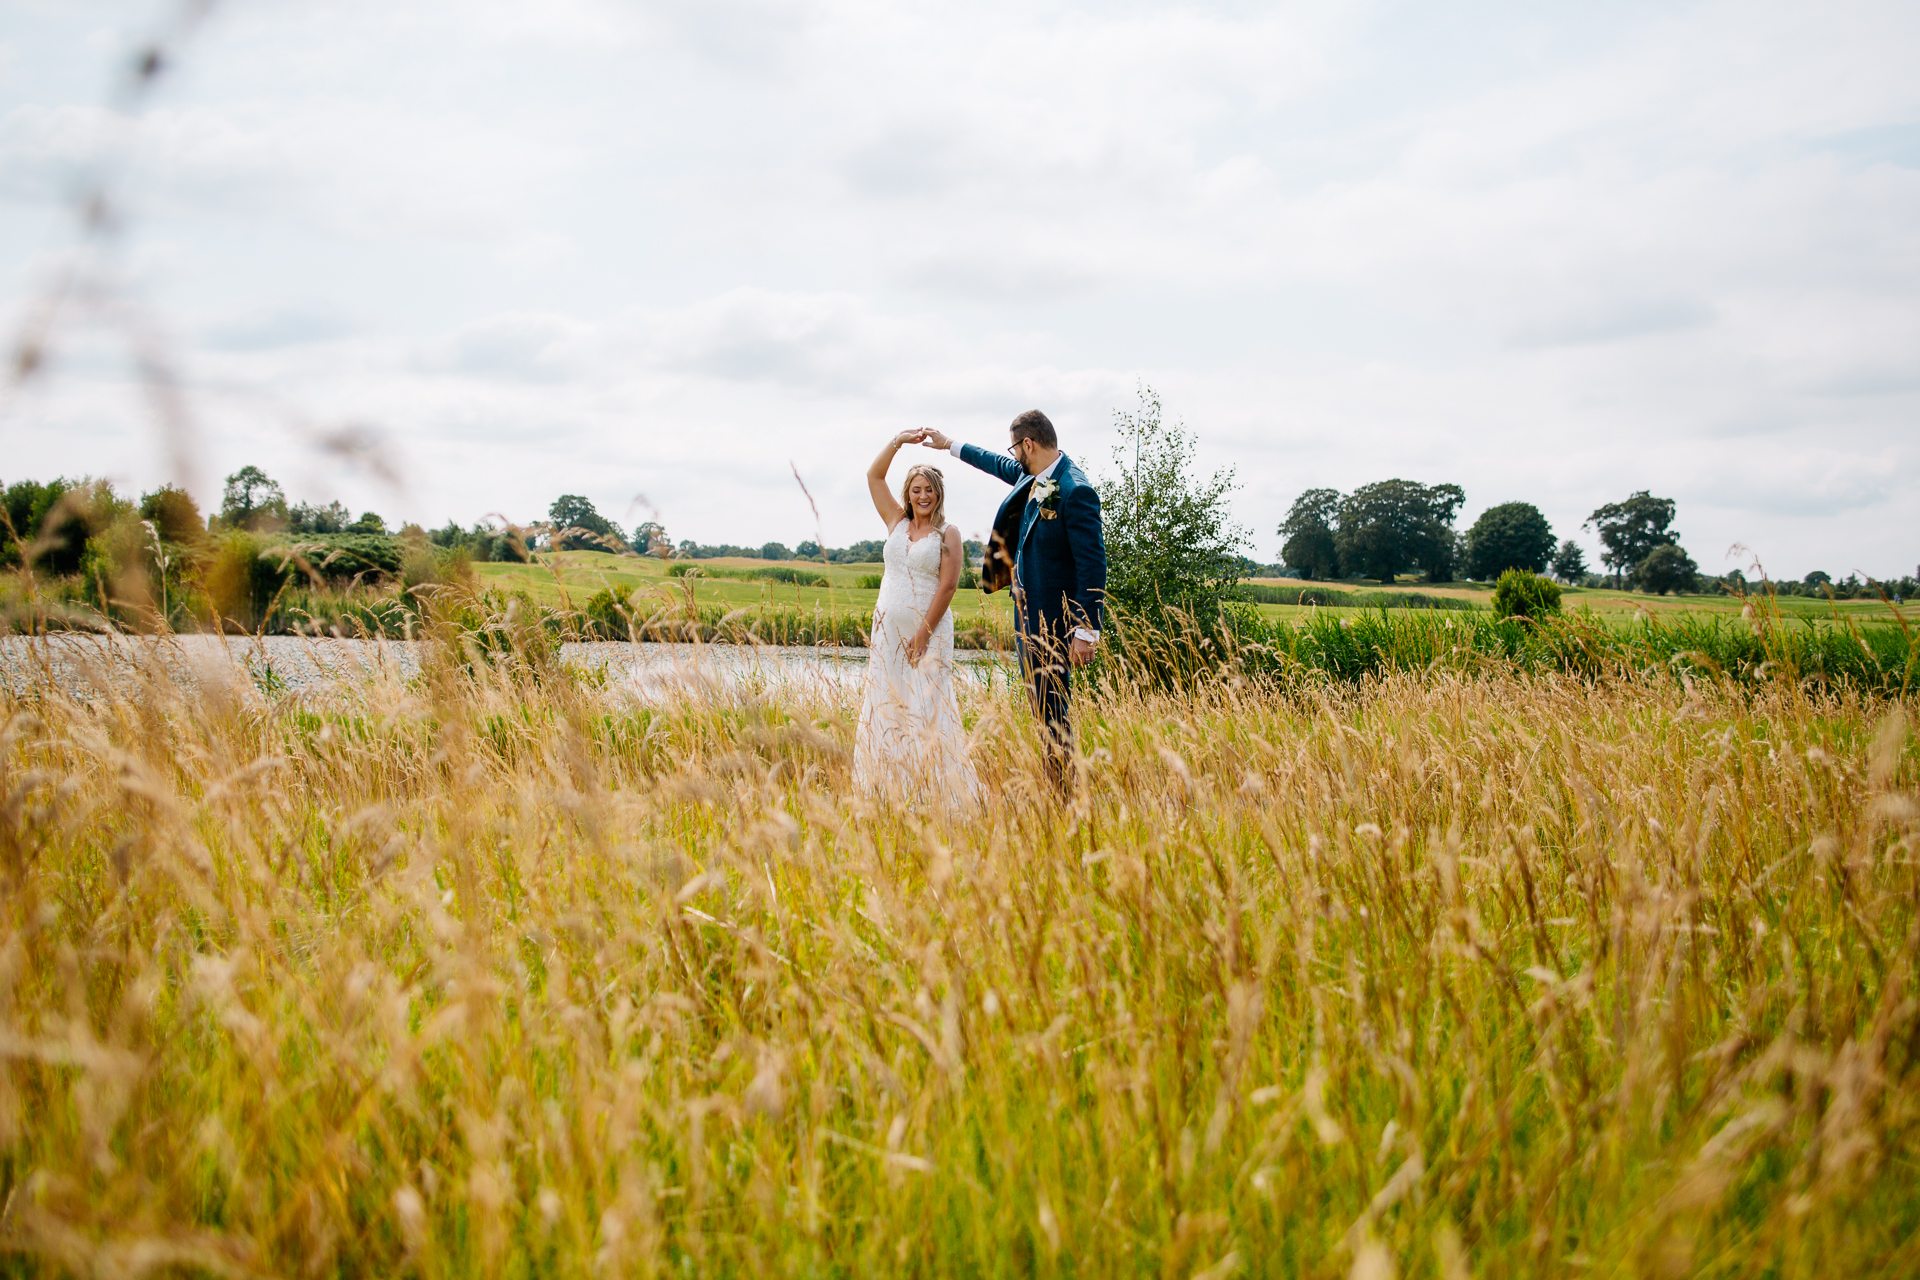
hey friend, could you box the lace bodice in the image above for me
[876,520,949,620]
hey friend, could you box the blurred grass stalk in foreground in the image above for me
[0,597,1917,1278]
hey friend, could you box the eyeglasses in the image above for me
[1006,440,1027,458]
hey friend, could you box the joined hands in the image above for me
[885,428,954,451]
[885,428,953,453]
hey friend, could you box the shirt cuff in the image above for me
[1073,628,1100,644]
[948,441,963,458]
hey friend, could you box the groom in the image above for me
[923,411,1106,793]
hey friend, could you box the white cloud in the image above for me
[0,0,1915,576]
[0,102,119,197]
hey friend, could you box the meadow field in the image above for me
[474,551,1914,629]
[474,551,1012,627]
[1,611,1916,1278]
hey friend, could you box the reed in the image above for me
[1223,604,1919,696]
[1233,584,1478,611]
[0,606,1915,1278]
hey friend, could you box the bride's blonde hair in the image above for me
[899,464,947,528]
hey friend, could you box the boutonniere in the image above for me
[1030,477,1061,520]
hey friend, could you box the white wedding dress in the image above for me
[852,520,981,806]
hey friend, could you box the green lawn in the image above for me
[475,551,1016,626]
[475,555,1914,630]
[1241,574,1917,623]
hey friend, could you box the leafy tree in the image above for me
[267,533,405,584]
[634,522,671,557]
[2,479,59,568]
[346,511,388,535]
[837,540,886,564]
[1278,488,1342,580]
[1334,479,1465,584]
[1491,568,1563,620]
[1448,528,1470,581]
[420,520,525,564]
[139,485,204,544]
[1,481,41,538]
[1803,570,1831,588]
[33,482,83,573]
[218,465,287,531]
[1465,502,1554,580]
[760,541,792,561]
[549,494,620,551]
[483,522,529,563]
[1584,491,1676,588]
[678,540,771,559]
[1634,543,1699,595]
[549,494,603,531]
[2,478,124,576]
[288,499,350,534]
[766,538,889,563]
[1099,385,1249,618]
[1549,539,1587,583]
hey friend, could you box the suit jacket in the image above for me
[958,445,1107,635]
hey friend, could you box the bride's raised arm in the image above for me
[866,429,926,530]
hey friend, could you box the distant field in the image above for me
[1241,575,1914,623]
[475,551,1014,623]
[476,555,1914,628]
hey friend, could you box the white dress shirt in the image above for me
[950,441,1099,644]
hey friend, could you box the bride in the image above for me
[851,428,981,805]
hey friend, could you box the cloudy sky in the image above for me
[1,0,1915,577]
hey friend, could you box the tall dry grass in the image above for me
[1,627,1916,1278]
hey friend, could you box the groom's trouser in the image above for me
[1015,607,1074,795]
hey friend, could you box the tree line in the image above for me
[1276,481,1913,599]
[1279,480,1585,585]
[0,466,492,631]
[6,449,1912,635]
[0,464,955,597]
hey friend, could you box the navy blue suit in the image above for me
[957,445,1106,786]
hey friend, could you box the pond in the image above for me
[0,635,1017,701]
